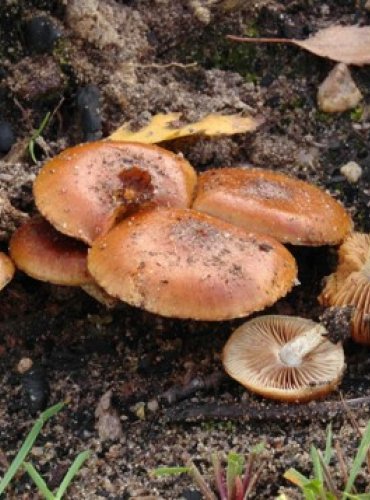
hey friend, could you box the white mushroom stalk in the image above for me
[279,324,327,367]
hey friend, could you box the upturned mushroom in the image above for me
[319,232,370,345]
[9,216,116,306]
[0,251,15,291]
[222,315,345,402]
[33,141,197,245]
[193,167,352,246]
[88,208,297,321]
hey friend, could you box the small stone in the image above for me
[0,122,15,153]
[21,364,49,414]
[95,390,123,442]
[23,16,60,54]
[17,357,33,374]
[317,63,362,113]
[147,399,159,413]
[340,161,362,184]
[76,85,102,142]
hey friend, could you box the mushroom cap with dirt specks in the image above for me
[319,232,370,345]
[9,216,91,286]
[192,167,352,246]
[87,208,297,320]
[33,141,197,245]
[0,251,15,291]
[222,315,345,402]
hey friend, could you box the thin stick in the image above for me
[227,35,295,44]
[335,441,349,486]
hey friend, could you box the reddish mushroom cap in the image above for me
[222,315,345,402]
[319,232,370,345]
[193,167,352,246]
[88,208,297,320]
[33,141,197,244]
[0,252,15,291]
[9,216,91,286]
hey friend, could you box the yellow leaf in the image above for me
[109,112,261,144]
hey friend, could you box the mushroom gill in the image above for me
[222,315,345,402]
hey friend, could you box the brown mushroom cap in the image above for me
[88,208,297,320]
[319,232,370,345]
[33,141,197,245]
[222,315,345,402]
[193,167,352,246]
[9,216,91,286]
[0,252,15,291]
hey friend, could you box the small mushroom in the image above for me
[0,251,15,291]
[222,315,345,402]
[9,216,117,307]
[33,141,197,244]
[319,232,370,345]
[88,208,297,320]
[193,167,352,246]
[10,216,91,286]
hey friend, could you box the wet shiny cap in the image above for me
[193,167,352,246]
[34,141,197,245]
[88,208,297,320]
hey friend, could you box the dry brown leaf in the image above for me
[109,112,261,143]
[228,25,370,66]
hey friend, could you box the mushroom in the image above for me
[9,216,116,306]
[319,232,370,345]
[88,208,297,320]
[33,141,197,245]
[192,167,352,246]
[222,315,345,402]
[0,251,15,291]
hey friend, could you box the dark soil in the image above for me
[1,1,370,499]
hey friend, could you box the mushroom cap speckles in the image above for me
[222,315,345,402]
[319,232,370,345]
[9,217,91,286]
[0,252,15,291]
[88,208,297,320]
[33,141,197,245]
[193,167,352,246]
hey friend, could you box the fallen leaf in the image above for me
[109,112,261,143]
[228,25,370,66]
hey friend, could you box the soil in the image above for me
[1,1,370,499]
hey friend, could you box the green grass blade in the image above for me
[324,423,333,465]
[226,452,244,498]
[23,462,55,500]
[0,402,64,495]
[29,111,51,163]
[151,466,191,477]
[344,421,370,494]
[54,450,90,500]
[284,467,309,487]
[310,445,323,485]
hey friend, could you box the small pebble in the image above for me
[317,63,362,113]
[23,16,60,54]
[181,489,202,500]
[0,121,15,153]
[95,390,123,442]
[21,364,49,414]
[17,357,33,374]
[340,161,362,184]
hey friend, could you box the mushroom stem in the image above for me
[279,324,327,367]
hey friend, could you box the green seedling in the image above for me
[284,422,370,499]
[0,402,90,499]
[152,443,264,500]
[28,111,51,163]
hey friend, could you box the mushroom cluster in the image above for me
[8,139,356,402]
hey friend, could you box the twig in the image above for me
[335,441,349,486]
[121,62,198,70]
[165,395,370,423]
[227,35,295,44]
